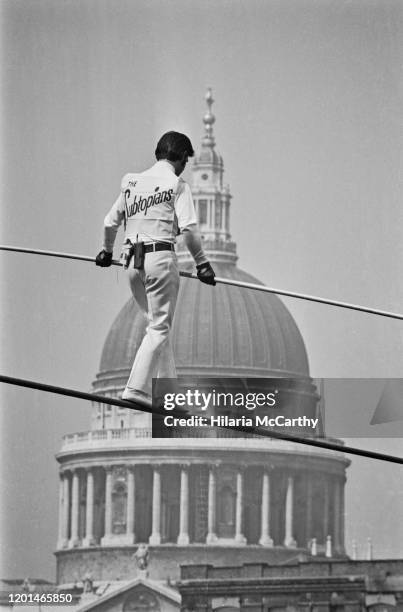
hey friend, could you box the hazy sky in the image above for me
[1,0,402,581]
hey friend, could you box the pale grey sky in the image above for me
[1,0,402,581]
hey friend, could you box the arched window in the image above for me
[161,467,180,543]
[217,485,236,538]
[112,482,127,534]
[198,199,208,224]
[215,200,222,228]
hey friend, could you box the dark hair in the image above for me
[155,131,194,162]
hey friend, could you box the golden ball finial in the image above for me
[203,87,215,126]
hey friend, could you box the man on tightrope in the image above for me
[95,131,215,406]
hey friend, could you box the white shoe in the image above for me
[122,388,152,407]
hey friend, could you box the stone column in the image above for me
[235,469,246,544]
[126,466,136,544]
[323,478,330,542]
[101,466,113,545]
[83,468,95,547]
[284,476,296,547]
[69,469,80,547]
[306,476,312,546]
[149,465,161,545]
[340,477,345,553]
[62,471,70,546]
[211,199,216,233]
[57,473,65,549]
[177,465,190,545]
[206,465,217,544]
[333,478,341,551]
[259,470,273,546]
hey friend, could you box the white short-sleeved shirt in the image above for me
[103,160,197,250]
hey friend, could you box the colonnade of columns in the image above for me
[195,196,230,240]
[57,464,345,552]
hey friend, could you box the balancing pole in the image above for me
[1,245,402,321]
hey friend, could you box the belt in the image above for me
[144,242,175,253]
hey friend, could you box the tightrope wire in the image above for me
[1,374,402,465]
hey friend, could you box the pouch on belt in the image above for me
[121,239,145,270]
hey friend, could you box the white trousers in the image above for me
[125,250,180,397]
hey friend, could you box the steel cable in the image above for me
[1,374,402,465]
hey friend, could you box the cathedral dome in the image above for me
[97,261,309,386]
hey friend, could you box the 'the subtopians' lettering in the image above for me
[124,188,173,217]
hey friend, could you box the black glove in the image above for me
[196,262,216,286]
[95,249,113,267]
